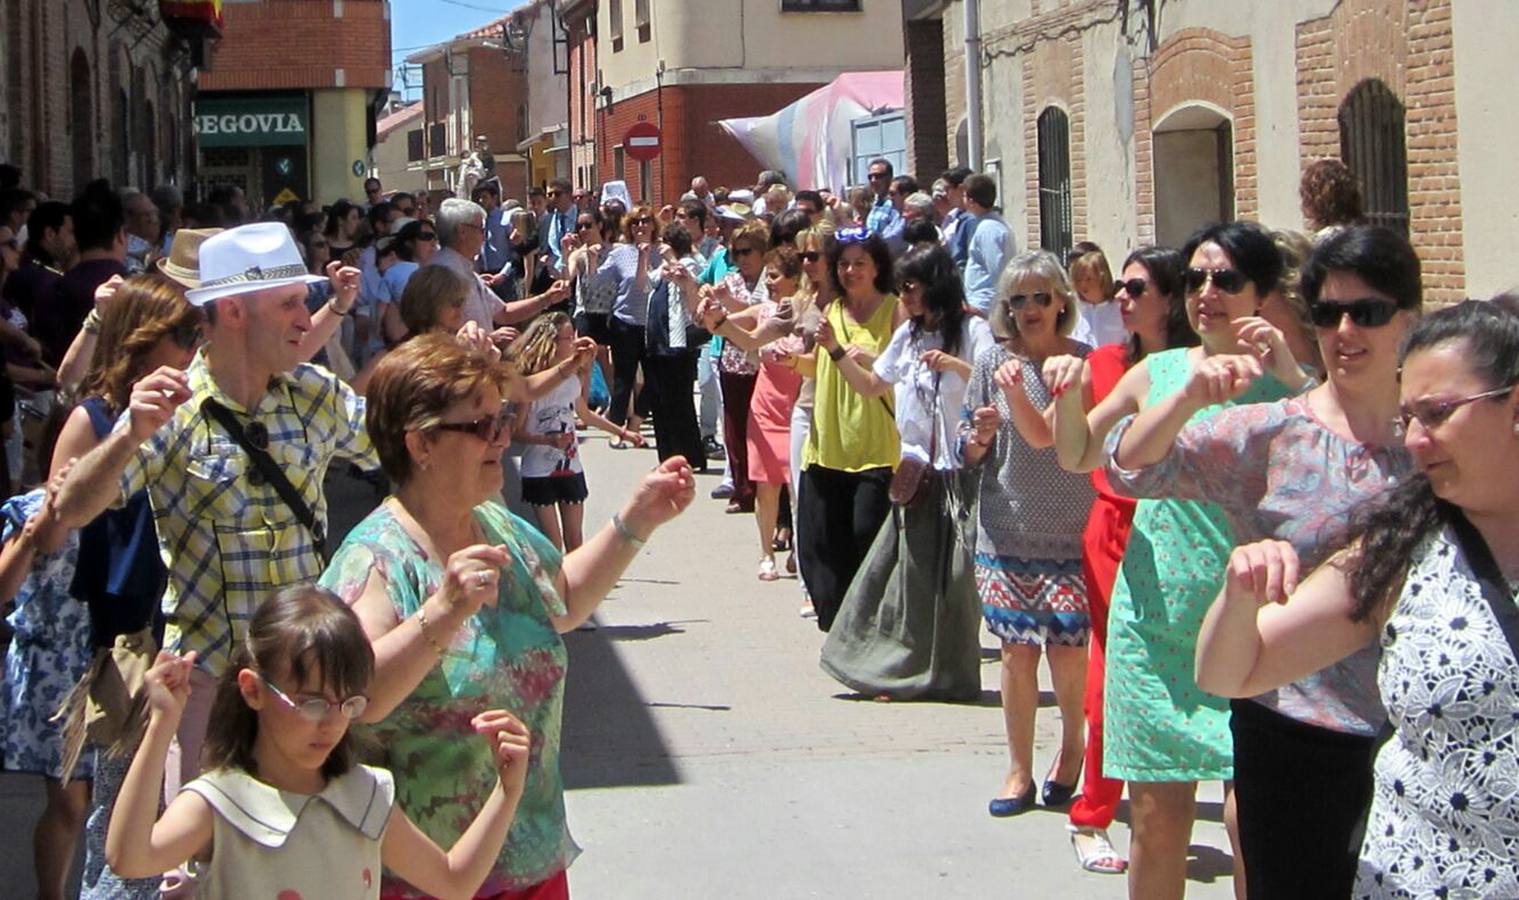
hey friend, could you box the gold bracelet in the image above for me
[415,606,448,656]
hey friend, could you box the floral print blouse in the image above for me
[320,501,577,895]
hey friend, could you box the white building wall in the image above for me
[1451,0,1519,298]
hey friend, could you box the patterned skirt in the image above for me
[975,551,1090,647]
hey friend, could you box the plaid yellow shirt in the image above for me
[117,356,377,673]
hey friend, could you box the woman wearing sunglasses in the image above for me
[960,250,1096,818]
[1043,221,1307,899]
[1107,225,1421,898]
[597,204,662,444]
[41,274,204,899]
[320,334,695,900]
[1195,299,1519,899]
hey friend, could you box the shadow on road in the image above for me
[561,620,685,791]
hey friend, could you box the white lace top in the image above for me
[1356,526,1519,897]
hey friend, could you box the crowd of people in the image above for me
[0,149,1514,900]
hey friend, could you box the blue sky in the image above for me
[391,0,530,98]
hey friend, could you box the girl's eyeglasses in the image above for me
[431,404,512,443]
[1308,298,1399,329]
[1397,384,1516,433]
[1184,267,1247,295]
[259,673,369,722]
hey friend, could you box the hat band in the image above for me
[197,263,309,291]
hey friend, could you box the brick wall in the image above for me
[5,0,192,198]
[200,0,390,91]
[1011,7,1088,252]
[597,82,823,208]
[904,18,947,182]
[1134,27,1256,246]
[1297,0,1464,303]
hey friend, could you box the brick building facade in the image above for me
[1,0,207,199]
[913,0,1511,302]
[198,0,391,208]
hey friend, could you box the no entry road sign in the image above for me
[626,121,662,161]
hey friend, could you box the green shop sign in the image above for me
[194,96,308,148]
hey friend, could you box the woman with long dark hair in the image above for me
[1196,299,1519,898]
[1039,245,1197,874]
[819,243,992,699]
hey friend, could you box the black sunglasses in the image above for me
[732,246,758,257]
[1009,292,1055,310]
[417,231,437,241]
[432,405,512,443]
[1113,278,1147,298]
[575,221,595,230]
[799,251,821,263]
[169,321,204,351]
[630,217,654,226]
[1184,267,1248,295]
[867,172,890,181]
[1309,297,1399,329]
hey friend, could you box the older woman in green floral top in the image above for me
[320,334,695,899]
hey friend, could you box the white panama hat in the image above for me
[184,222,326,307]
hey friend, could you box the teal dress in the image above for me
[1101,348,1293,782]
[320,501,577,895]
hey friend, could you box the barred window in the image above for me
[1037,106,1073,257]
[1339,79,1408,234]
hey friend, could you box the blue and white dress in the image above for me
[0,489,89,780]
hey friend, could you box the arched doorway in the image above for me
[70,48,94,191]
[1036,106,1073,257]
[1151,103,1234,249]
[1338,79,1408,234]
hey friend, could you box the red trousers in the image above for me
[383,870,569,900]
[1068,495,1134,830]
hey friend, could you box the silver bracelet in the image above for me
[612,513,646,549]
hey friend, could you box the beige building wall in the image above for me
[599,0,903,96]
[311,89,374,204]
[1451,0,1519,298]
[372,127,429,195]
[524,1,568,138]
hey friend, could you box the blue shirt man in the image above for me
[540,179,577,278]
[863,158,899,236]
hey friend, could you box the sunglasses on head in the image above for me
[1309,297,1399,329]
[836,226,870,245]
[1009,292,1055,310]
[1113,277,1148,298]
[1397,384,1516,433]
[432,404,512,443]
[169,321,204,351]
[1184,267,1248,295]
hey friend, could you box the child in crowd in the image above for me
[0,466,88,900]
[511,312,643,551]
[1068,245,1128,348]
[106,586,532,900]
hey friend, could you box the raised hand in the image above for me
[546,279,571,304]
[127,366,191,442]
[142,651,198,724]
[814,317,837,351]
[472,709,532,796]
[1223,540,1301,607]
[993,358,1025,398]
[438,545,513,619]
[1040,354,1086,400]
[970,405,1001,446]
[456,321,503,363]
[94,274,126,308]
[325,259,362,310]
[1235,316,1305,388]
[571,336,598,369]
[618,456,697,539]
[1183,354,1263,407]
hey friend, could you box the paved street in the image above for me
[0,429,1238,898]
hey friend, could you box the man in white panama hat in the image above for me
[53,221,374,800]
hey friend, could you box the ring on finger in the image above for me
[473,570,492,588]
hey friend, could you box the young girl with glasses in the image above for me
[106,585,532,900]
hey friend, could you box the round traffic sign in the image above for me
[625,121,662,161]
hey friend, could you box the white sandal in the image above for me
[1068,824,1128,874]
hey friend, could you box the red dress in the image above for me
[745,303,803,485]
[1068,343,1136,830]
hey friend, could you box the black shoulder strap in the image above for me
[202,399,328,563]
[1448,510,1519,664]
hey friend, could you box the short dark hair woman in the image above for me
[1195,300,1519,899]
